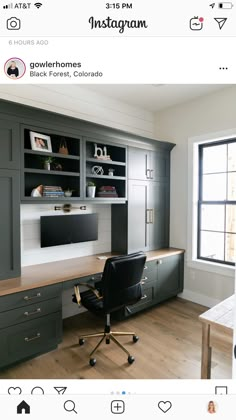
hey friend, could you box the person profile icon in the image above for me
[4,57,26,80]
[207,400,217,414]
[7,60,19,78]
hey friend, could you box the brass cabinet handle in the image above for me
[150,209,154,224]
[24,292,41,301]
[141,294,147,300]
[146,169,151,179]
[144,265,148,270]
[150,169,154,179]
[146,209,152,224]
[141,276,148,282]
[24,308,41,316]
[157,259,163,264]
[24,332,41,342]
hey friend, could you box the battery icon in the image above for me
[218,2,234,8]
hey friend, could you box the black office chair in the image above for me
[72,252,146,366]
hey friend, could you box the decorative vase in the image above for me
[87,186,96,198]
[44,162,50,170]
[59,138,68,155]
[108,168,115,176]
[64,190,72,197]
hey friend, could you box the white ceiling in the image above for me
[82,84,229,112]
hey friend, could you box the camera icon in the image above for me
[7,17,21,30]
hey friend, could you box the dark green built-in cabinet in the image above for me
[0,100,175,282]
[0,119,21,280]
[112,146,172,253]
[0,100,184,368]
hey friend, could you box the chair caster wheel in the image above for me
[90,358,96,366]
[106,338,110,344]
[79,338,85,346]
[128,355,135,364]
[133,335,139,343]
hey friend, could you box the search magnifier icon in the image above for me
[64,400,78,414]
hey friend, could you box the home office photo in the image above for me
[0,84,235,379]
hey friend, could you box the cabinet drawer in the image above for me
[0,312,62,369]
[0,283,62,312]
[144,259,161,274]
[0,296,61,329]
[126,284,155,315]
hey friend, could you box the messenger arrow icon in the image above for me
[54,387,67,394]
[214,17,227,29]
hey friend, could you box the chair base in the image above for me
[79,329,139,365]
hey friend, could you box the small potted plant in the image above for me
[87,181,96,198]
[64,188,74,197]
[42,156,54,170]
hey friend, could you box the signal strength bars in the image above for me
[3,3,13,8]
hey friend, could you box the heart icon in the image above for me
[158,401,172,413]
[8,387,22,395]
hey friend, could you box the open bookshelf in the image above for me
[22,127,81,201]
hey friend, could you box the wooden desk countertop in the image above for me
[0,248,184,297]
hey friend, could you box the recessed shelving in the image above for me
[22,129,127,202]
[87,174,125,181]
[22,127,81,200]
[85,138,127,200]
[24,149,80,161]
[86,157,126,166]
[24,169,80,177]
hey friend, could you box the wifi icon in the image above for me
[34,2,42,8]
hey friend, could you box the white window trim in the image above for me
[187,128,236,278]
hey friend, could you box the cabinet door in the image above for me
[0,169,20,280]
[0,120,20,170]
[128,147,149,180]
[128,180,148,252]
[155,254,184,302]
[149,150,169,180]
[148,181,169,250]
[0,311,62,369]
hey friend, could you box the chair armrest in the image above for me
[73,283,103,305]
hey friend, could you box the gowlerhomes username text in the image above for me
[29,61,103,78]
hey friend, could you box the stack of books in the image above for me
[43,186,64,198]
[97,186,118,198]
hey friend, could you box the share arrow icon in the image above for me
[214,17,227,29]
[54,387,67,394]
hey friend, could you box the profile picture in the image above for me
[207,400,217,414]
[30,131,52,152]
[4,57,26,80]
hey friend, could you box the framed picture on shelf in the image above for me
[30,131,52,152]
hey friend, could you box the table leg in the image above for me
[201,323,212,379]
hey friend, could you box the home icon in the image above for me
[17,400,30,414]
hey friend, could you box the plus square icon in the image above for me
[111,400,125,414]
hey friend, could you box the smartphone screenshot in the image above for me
[0,0,235,418]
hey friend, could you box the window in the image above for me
[198,139,236,266]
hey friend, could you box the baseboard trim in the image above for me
[178,289,221,308]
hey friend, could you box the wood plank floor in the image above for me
[0,297,232,379]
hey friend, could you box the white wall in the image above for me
[155,86,236,307]
[0,85,155,138]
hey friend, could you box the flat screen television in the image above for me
[40,213,98,248]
